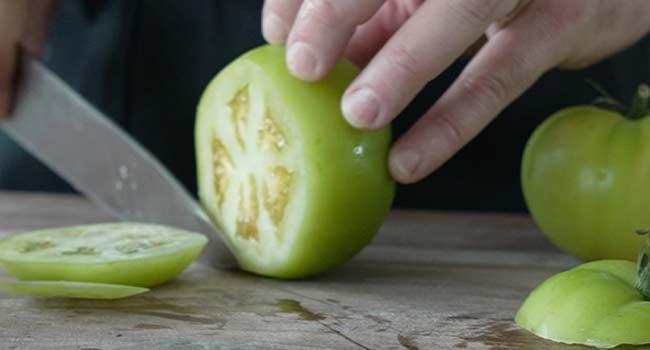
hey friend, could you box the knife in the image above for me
[1,54,236,268]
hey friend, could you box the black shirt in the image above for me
[1,0,648,212]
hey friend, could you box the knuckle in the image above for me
[263,0,282,15]
[547,0,590,28]
[446,0,512,24]
[531,1,588,42]
[399,0,425,16]
[461,73,513,112]
[383,44,422,82]
[559,58,592,70]
[433,113,465,150]
[301,0,343,27]
[526,2,591,68]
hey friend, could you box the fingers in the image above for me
[0,45,18,118]
[262,0,423,77]
[262,0,302,45]
[0,36,19,118]
[341,0,520,130]
[0,0,29,117]
[343,0,424,67]
[264,0,385,81]
[284,0,385,81]
[0,0,56,117]
[21,0,58,55]
[389,6,563,184]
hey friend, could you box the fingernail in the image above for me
[342,88,381,129]
[287,41,320,81]
[391,150,420,180]
[262,12,289,44]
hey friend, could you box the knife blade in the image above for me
[1,54,236,268]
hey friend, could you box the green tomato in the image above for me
[195,44,395,279]
[522,95,650,261]
[515,260,650,348]
[0,280,148,299]
[0,223,207,287]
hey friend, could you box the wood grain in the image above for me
[0,191,606,350]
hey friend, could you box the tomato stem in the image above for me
[635,229,650,300]
[627,84,650,120]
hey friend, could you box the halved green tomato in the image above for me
[0,280,148,299]
[196,45,395,278]
[0,223,207,287]
[516,260,650,348]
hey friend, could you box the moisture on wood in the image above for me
[0,192,580,350]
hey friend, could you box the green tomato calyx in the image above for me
[587,81,650,120]
[635,228,650,300]
[627,84,650,120]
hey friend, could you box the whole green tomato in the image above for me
[195,45,395,279]
[522,86,650,261]
[516,233,650,349]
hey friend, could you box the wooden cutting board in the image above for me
[0,191,590,350]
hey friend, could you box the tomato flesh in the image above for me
[0,223,207,287]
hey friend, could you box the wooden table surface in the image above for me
[0,191,602,350]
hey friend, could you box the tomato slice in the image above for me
[0,280,148,299]
[515,260,650,347]
[0,223,207,287]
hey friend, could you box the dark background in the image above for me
[0,0,648,212]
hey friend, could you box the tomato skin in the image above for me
[522,106,648,261]
[515,260,650,348]
[0,281,149,299]
[255,46,395,278]
[196,45,395,279]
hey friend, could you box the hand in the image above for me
[0,0,56,118]
[261,0,650,184]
